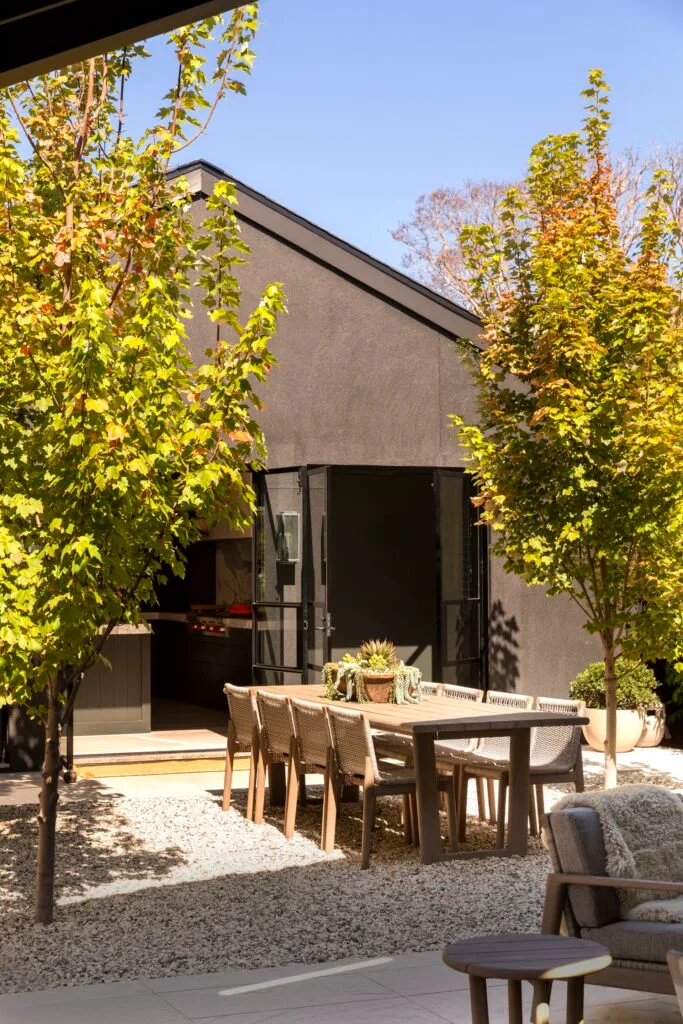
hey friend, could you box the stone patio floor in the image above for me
[0,952,678,1023]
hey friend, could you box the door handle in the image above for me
[315,613,334,637]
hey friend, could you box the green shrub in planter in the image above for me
[570,659,658,710]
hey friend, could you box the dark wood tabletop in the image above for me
[443,933,612,981]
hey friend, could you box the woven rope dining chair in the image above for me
[288,697,334,846]
[529,695,585,827]
[254,690,296,826]
[222,683,261,820]
[326,704,458,867]
[459,694,584,847]
[434,683,487,822]
[456,690,535,844]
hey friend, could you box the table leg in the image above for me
[269,762,286,807]
[566,977,584,1024]
[413,730,442,865]
[532,980,551,1024]
[508,979,523,1024]
[506,728,531,856]
[469,976,489,1024]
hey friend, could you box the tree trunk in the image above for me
[601,637,618,789]
[35,678,62,924]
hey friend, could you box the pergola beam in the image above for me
[0,0,244,88]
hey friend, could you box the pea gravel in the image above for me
[2,743,679,995]
[0,789,549,994]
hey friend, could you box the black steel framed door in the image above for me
[305,466,332,682]
[435,469,488,690]
[252,469,305,685]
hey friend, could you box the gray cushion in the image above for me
[581,920,683,965]
[548,807,621,928]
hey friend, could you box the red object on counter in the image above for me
[228,604,252,618]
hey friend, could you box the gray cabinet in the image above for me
[74,632,151,735]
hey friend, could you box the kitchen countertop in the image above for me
[142,612,252,630]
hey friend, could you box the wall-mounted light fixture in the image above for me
[276,511,300,563]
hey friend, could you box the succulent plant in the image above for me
[359,638,398,668]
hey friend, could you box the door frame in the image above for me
[434,468,490,691]
[304,465,332,681]
[251,467,307,683]
[252,465,489,688]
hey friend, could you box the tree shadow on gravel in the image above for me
[217,785,547,859]
[0,795,186,915]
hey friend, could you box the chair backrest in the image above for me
[479,690,535,760]
[327,705,378,782]
[420,681,440,696]
[290,698,332,770]
[667,951,683,1017]
[545,806,621,929]
[532,696,584,772]
[442,683,484,703]
[224,683,259,746]
[256,690,294,758]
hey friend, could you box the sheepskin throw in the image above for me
[552,784,683,923]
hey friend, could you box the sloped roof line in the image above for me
[168,158,483,350]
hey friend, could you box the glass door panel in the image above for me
[305,466,330,682]
[252,469,304,685]
[437,470,487,688]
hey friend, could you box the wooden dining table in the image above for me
[254,684,589,865]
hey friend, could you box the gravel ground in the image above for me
[1,743,680,995]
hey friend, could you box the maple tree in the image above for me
[451,71,683,787]
[0,5,285,922]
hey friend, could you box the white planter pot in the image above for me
[582,708,645,753]
[637,704,666,748]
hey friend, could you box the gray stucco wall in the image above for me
[489,557,601,697]
[187,198,478,469]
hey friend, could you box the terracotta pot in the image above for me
[582,708,645,753]
[361,672,394,703]
[637,704,666,748]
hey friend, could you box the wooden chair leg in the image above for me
[476,777,487,820]
[246,749,256,820]
[321,749,339,852]
[445,781,458,852]
[409,792,420,847]
[283,741,299,839]
[402,793,413,845]
[221,724,236,812]
[253,746,267,825]
[535,783,545,823]
[361,787,377,868]
[486,778,497,825]
[457,768,469,843]
[528,785,539,837]
[574,749,585,793]
[496,776,508,848]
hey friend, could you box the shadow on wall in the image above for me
[488,599,520,693]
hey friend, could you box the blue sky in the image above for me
[126,0,683,271]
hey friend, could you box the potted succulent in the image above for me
[322,639,423,704]
[569,659,661,753]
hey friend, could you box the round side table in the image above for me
[443,933,612,1024]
